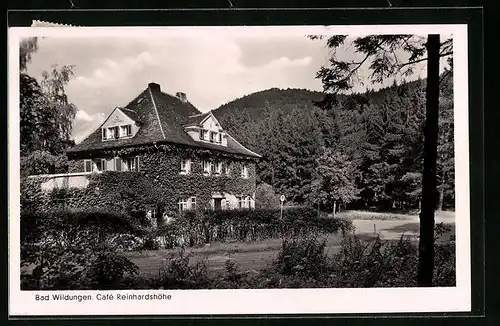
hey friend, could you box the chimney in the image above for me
[176,92,187,103]
[148,82,161,92]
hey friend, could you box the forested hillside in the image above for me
[213,76,454,212]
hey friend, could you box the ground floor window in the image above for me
[178,197,196,213]
[238,196,253,209]
[84,159,92,172]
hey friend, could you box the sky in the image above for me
[25,32,433,143]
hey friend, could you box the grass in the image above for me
[337,209,455,221]
[128,233,379,276]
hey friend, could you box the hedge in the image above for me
[153,207,354,247]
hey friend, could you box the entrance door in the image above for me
[214,198,222,211]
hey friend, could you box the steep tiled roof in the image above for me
[184,112,210,126]
[67,83,260,159]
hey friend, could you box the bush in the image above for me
[156,248,210,289]
[154,207,353,248]
[20,208,147,290]
[272,234,330,279]
[255,183,280,209]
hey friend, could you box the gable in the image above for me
[101,108,137,128]
[201,113,224,132]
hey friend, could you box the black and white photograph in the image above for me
[9,25,470,315]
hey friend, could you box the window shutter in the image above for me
[115,157,122,171]
[135,156,140,171]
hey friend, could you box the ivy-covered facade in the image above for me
[55,82,260,223]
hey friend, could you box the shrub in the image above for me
[156,248,210,289]
[154,207,354,248]
[20,208,147,290]
[272,234,330,279]
[255,183,280,209]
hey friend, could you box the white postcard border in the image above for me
[8,24,471,316]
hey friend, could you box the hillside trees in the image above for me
[311,34,453,286]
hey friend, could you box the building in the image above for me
[32,82,260,220]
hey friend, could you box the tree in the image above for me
[41,65,78,150]
[20,37,38,72]
[309,148,358,217]
[19,39,79,176]
[312,34,453,286]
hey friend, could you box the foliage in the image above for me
[20,37,38,72]
[20,61,78,177]
[97,227,455,290]
[156,248,210,289]
[309,148,358,211]
[65,143,258,215]
[214,80,454,211]
[20,208,147,290]
[272,234,330,279]
[152,207,354,248]
[311,33,453,286]
[20,151,68,178]
[40,65,78,148]
[255,182,280,209]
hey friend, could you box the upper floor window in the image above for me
[209,131,217,143]
[199,129,208,141]
[102,124,133,140]
[224,162,231,176]
[180,158,191,174]
[241,164,249,179]
[212,161,222,175]
[218,133,223,143]
[120,125,132,137]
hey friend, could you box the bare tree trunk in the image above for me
[418,34,440,287]
[332,200,336,218]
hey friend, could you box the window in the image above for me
[218,133,223,143]
[178,198,189,212]
[102,128,107,140]
[125,156,140,171]
[107,126,119,139]
[224,162,231,176]
[178,197,196,212]
[199,129,207,141]
[180,158,191,174]
[95,158,107,171]
[202,160,211,175]
[209,131,217,143]
[84,159,92,172]
[241,164,248,179]
[120,124,132,137]
[213,161,222,175]
[238,196,251,209]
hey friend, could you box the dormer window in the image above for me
[209,131,217,143]
[102,124,133,140]
[199,129,207,141]
[120,125,132,137]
